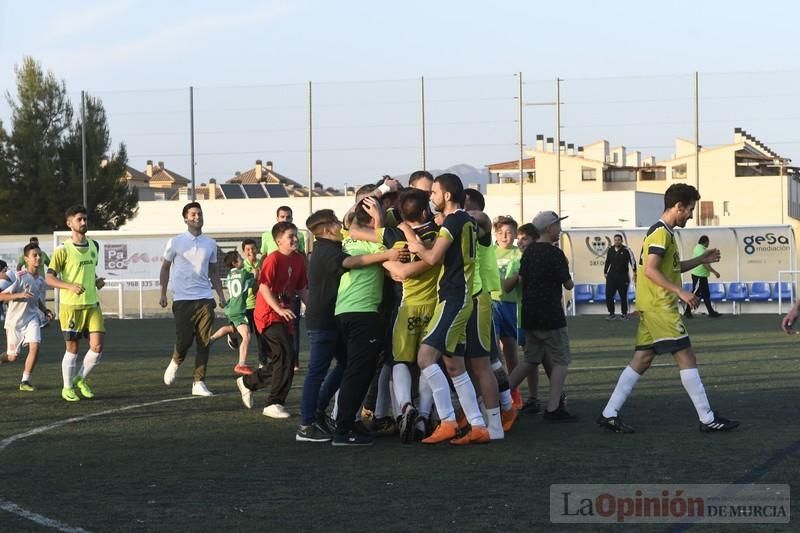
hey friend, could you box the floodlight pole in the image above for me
[420,76,427,171]
[190,86,196,201]
[694,72,700,224]
[517,72,524,223]
[555,77,562,217]
[81,90,87,208]
[307,80,313,215]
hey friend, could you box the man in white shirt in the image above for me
[160,202,227,396]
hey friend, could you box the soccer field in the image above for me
[1,314,797,532]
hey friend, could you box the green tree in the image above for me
[1,56,138,232]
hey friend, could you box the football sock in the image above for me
[602,365,641,418]
[392,364,413,413]
[680,368,714,424]
[418,372,434,418]
[500,389,513,411]
[452,371,485,427]
[61,351,78,388]
[486,407,504,439]
[22,371,31,382]
[79,350,102,379]
[374,365,392,418]
[422,365,455,422]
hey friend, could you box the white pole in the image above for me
[517,72,524,223]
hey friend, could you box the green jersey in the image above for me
[376,223,440,307]
[225,268,254,319]
[242,257,260,310]
[261,230,305,255]
[335,238,384,315]
[473,239,501,297]
[507,257,522,323]
[690,244,710,277]
[49,240,99,308]
[492,245,521,303]
[636,221,681,312]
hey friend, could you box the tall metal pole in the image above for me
[189,86,196,201]
[694,72,700,224]
[80,90,87,208]
[307,80,313,215]
[555,77,562,216]
[517,72,524,223]
[420,76,427,171]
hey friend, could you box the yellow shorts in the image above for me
[392,303,435,363]
[635,308,691,354]
[60,304,105,341]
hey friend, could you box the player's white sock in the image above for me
[61,351,78,388]
[392,364,413,412]
[486,407,504,439]
[680,368,714,424]
[422,365,455,421]
[79,350,102,379]
[452,371,485,427]
[602,365,641,418]
[374,365,392,418]
[500,389,513,411]
[22,371,31,382]
[418,372,434,418]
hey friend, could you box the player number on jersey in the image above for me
[229,279,243,298]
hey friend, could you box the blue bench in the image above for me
[772,282,796,302]
[574,284,595,303]
[748,282,772,302]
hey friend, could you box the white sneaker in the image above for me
[191,381,214,397]
[262,403,290,419]
[236,377,253,408]
[163,360,180,385]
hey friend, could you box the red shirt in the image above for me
[254,250,307,333]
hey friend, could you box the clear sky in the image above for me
[1,0,798,188]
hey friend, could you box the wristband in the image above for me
[378,184,391,195]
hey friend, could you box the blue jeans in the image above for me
[300,329,346,425]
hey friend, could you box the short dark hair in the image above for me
[182,201,202,218]
[664,183,700,210]
[464,188,485,211]
[434,173,465,207]
[409,170,434,186]
[306,209,340,236]
[614,233,623,240]
[23,243,40,257]
[698,235,709,246]
[272,221,297,241]
[0,259,6,271]
[276,206,292,217]
[493,215,518,232]
[241,238,258,250]
[398,189,429,224]
[223,250,240,269]
[353,198,374,227]
[380,190,399,209]
[29,236,39,244]
[518,223,538,239]
[65,205,87,218]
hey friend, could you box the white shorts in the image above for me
[6,319,42,356]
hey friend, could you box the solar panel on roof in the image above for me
[243,184,267,198]
[265,184,289,198]
[220,184,246,199]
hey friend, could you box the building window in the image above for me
[603,169,636,182]
[581,167,597,181]
[723,201,730,216]
[639,168,666,181]
[672,164,687,180]
[154,191,166,201]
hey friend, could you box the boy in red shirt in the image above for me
[238,221,308,418]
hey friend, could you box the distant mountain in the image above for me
[393,163,490,190]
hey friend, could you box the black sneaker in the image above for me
[296,422,332,443]
[354,420,373,436]
[227,333,240,351]
[398,404,418,444]
[315,409,336,435]
[597,414,635,433]
[332,429,374,447]
[371,416,397,436]
[544,406,578,422]
[709,312,723,318]
[522,398,541,414]
[700,414,740,433]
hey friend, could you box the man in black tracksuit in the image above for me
[603,234,636,320]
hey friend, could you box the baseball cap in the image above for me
[532,210,568,232]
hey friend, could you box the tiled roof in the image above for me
[486,158,536,171]
[150,167,191,185]
[226,163,303,188]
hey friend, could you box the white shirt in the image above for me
[163,232,218,301]
[3,270,46,329]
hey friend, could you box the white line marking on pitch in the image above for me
[0,395,199,531]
